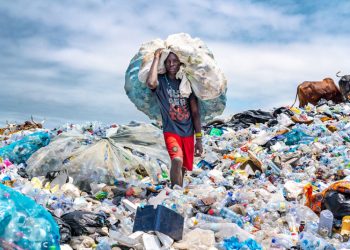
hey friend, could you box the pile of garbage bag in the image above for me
[125,33,227,122]
[4,101,350,249]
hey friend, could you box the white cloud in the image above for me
[1,0,350,126]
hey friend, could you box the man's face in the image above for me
[165,52,181,75]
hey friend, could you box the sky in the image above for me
[1,0,350,128]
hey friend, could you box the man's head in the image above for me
[165,52,181,75]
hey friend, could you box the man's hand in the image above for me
[195,139,203,157]
[154,48,163,59]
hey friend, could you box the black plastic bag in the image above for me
[227,110,275,130]
[52,215,72,243]
[61,211,109,236]
[323,191,350,219]
[273,107,294,118]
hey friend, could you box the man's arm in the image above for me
[146,48,162,90]
[190,96,203,156]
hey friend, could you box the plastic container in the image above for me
[341,216,350,237]
[318,209,334,237]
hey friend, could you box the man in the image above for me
[146,48,203,187]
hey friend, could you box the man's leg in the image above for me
[170,157,183,187]
[163,133,184,188]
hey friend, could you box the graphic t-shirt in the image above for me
[154,74,194,137]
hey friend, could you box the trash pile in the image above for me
[3,101,350,249]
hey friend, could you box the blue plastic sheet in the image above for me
[0,183,60,249]
[125,52,227,122]
[0,131,50,164]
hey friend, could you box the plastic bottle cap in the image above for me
[208,209,214,215]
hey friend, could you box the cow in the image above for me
[0,116,44,136]
[337,71,350,101]
[292,78,343,108]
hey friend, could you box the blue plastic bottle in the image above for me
[220,207,244,228]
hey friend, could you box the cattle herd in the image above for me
[292,71,350,107]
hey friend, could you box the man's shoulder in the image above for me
[158,73,165,81]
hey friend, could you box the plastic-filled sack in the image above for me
[108,122,170,169]
[27,123,169,191]
[0,131,50,164]
[0,183,60,249]
[61,211,109,236]
[26,131,91,176]
[125,33,227,122]
[137,33,226,100]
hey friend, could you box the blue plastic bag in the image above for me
[0,183,60,249]
[0,131,50,164]
[283,129,314,146]
[222,236,263,250]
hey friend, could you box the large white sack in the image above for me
[125,33,227,122]
[138,33,227,100]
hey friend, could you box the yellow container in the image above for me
[341,216,350,236]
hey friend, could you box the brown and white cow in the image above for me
[0,116,44,135]
[292,78,343,107]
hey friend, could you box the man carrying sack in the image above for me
[146,48,203,187]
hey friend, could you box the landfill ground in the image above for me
[2,101,350,249]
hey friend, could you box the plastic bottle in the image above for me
[341,215,350,237]
[270,237,294,249]
[220,208,244,228]
[196,213,226,223]
[318,209,334,237]
[219,191,233,209]
[285,213,298,235]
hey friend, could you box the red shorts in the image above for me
[164,132,194,171]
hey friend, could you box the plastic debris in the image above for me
[3,101,350,249]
